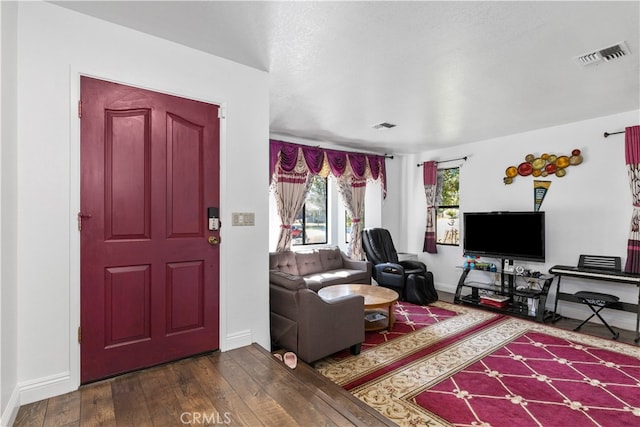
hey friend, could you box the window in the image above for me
[292,175,328,245]
[436,167,460,245]
[345,212,352,243]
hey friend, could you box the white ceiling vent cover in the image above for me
[575,41,631,66]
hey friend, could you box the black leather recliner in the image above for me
[361,228,428,300]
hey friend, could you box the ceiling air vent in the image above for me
[372,122,396,130]
[575,41,631,66]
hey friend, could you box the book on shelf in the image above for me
[480,294,509,302]
[480,294,510,308]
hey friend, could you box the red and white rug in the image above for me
[317,302,640,427]
[318,301,501,387]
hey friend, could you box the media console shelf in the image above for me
[454,260,554,322]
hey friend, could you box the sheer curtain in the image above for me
[624,125,640,273]
[423,161,438,253]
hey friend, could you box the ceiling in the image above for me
[53,1,640,155]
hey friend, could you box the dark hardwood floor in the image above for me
[14,344,394,427]
[14,291,639,426]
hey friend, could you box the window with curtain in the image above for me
[436,167,460,246]
[292,175,328,245]
[270,139,386,254]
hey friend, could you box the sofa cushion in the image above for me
[319,247,343,271]
[304,269,371,290]
[303,277,324,292]
[270,251,299,276]
[296,251,324,276]
[270,270,306,291]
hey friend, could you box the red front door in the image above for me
[80,76,220,383]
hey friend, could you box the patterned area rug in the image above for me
[329,300,479,359]
[318,301,502,387]
[317,302,640,427]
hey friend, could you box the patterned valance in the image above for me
[269,139,387,197]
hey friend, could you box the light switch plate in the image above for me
[232,212,255,226]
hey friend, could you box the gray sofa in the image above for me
[269,247,372,363]
[269,270,365,363]
[269,247,372,291]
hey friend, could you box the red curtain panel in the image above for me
[423,161,438,253]
[624,125,640,273]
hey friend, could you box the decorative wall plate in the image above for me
[503,149,583,184]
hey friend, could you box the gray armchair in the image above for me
[269,270,364,364]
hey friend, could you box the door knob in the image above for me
[208,236,220,245]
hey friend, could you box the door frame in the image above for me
[68,68,228,389]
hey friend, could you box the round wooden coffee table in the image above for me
[318,284,399,331]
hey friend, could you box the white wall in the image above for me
[398,110,640,331]
[1,1,20,425]
[381,157,405,249]
[12,1,269,410]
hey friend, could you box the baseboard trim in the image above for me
[1,386,20,427]
[14,331,255,407]
[18,371,76,406]
[223,329,252,351]
[436,282,457,295]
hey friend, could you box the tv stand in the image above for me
[454,259,554,322]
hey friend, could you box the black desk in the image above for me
[549,265,640,342]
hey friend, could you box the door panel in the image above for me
[80,76,220,383]
[105,109,151,240]
[166,261,205,334]
[167,113,204,237]
[104,265,151,347]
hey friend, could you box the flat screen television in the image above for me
[463,211,545,262]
